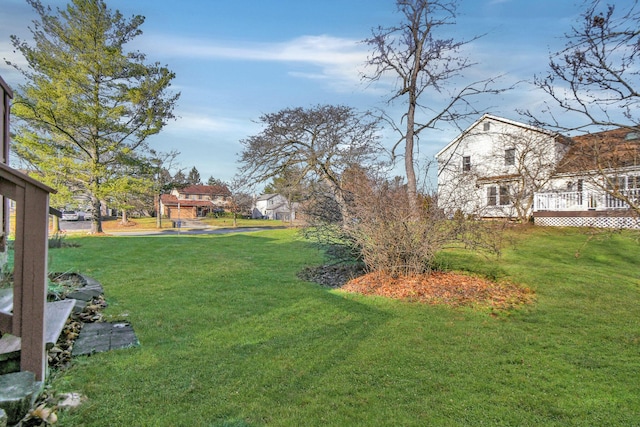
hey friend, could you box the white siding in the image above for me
[436,115,565,218]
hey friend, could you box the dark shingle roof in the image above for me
[556,128,640,174]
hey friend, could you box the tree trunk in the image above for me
[121,209,128,225]
[405,100,419,215]
[156,194,162,228]
[91,197,103,234]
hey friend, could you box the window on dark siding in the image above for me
[462,156,471,172]
[505,148,515,166]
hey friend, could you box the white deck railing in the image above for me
[534,189,640,211]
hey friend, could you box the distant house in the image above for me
[436,114,640,228]
[159,184,231,219]
[252,194,298,221]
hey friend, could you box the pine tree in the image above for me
[187,166,202,185]
[8,0,179,233]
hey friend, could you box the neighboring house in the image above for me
[436,114,569,221]
[437,114,640,228]
[252,193,298,221]
[159,184,231,219]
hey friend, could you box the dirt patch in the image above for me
[297,264,366,288]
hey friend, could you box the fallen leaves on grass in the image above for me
[342,271,535,311]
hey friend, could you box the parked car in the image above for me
[61,210,79,221]
[82,211,94,221]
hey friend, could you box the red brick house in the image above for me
[159,184,231,219]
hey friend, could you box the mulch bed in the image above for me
[342,271,535,311]
[299,265,535,312]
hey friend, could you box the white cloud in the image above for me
[164,111,253,135]
[146,34,365,65]
[137,33,369,89]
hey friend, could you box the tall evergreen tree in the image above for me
[172,170,187,186]
[207,176,226,187]
[8,0,179,233]
[187,166,202,185]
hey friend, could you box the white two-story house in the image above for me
[437,114,640,228]
[436,114,569,221]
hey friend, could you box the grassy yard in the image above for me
[46,227,639,426]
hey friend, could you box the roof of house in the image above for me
[556,127,640,174]
[255,193,281,202]
[178,184,231,196]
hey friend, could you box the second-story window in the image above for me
[462,156,471,172]
[505,148,515,166]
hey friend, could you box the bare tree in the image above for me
[238,105,384,221]
[363,0,506,213]
[531,1,640,132]
[148,149,180,228]
[226,176,253,227]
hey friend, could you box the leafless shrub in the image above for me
[339,168,504,277]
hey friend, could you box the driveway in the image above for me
[59,220,92,232]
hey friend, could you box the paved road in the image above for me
[58,218,282,236]
[107,226,282,236]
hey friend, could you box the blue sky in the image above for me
[0,0,594,186]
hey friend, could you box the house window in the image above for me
[487,186,497,206]
[505,148,515,166]
[499,185,511,205]
[607,176,626,190]
[487,185,511,206]
[628,176,640,189]
[462,156,471,172]
[483,122,491,131]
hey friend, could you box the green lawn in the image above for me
[47,227,639,426]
